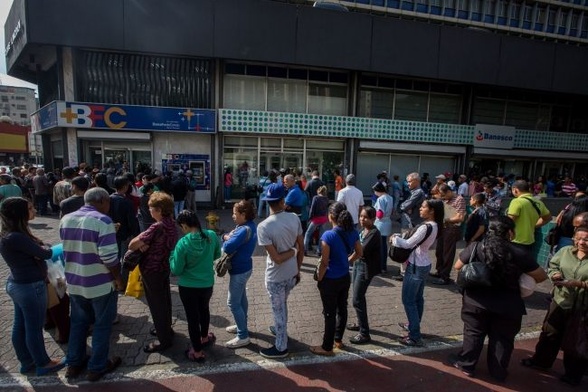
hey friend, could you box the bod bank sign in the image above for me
[473,124,515,150]
[31,101,215,134]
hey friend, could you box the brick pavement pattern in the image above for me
[0,210,551,375]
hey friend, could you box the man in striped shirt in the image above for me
[59,187,123,382]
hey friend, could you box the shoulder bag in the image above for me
[456,242,493,289]
[215,226,252,277]
[388,223,432,263]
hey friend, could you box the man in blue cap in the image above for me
[256,183,304,359]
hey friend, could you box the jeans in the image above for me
[318,274,351,351]
[401,263,431,342]
[68,290,118,373]
[174,200,185,217]
[224,186,231,201]
[266,277,297,351]
[258,197,268,218]
[228,269,252,339]
[351,261,373,336]
[179,286,213,352]
[36,194,49,215]
[304,221,324,253]
[6,280,51,369]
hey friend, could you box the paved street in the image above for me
[0,208,556,390]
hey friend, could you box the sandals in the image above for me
[349,333,371,345]
[346,323,360,331]
[398,322,409,332]
[143,342,172,353]
[310,345,334,357]
[397,336,423,347]
[334,340,345,350]
[201,332,216,348]
[185,348,206,363]
[149,327,176,337]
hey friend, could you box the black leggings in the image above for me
[179,286,213,352]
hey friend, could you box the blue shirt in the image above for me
[222,221,257,275]
[285,185,304,208]
[321,227,359,279]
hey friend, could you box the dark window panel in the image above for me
[268,66,287,78]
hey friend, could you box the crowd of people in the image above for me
[0,162,587,387]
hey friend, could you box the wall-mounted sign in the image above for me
[5,19,23,56]
[473,124,515,150]
[162,154,211,191]
[31,101,215,133]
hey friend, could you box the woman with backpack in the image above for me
[392,199,444,347]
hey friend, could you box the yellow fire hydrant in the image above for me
[205,211,220,233]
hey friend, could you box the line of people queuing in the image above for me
[1,162,587,386]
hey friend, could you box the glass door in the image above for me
[132,150,152,174]
[103,148,129,173]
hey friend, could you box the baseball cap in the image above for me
[435,174,446,180]
[262,183,286,201]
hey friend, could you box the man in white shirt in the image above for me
[336,174,364,228]
[457,174,469,199]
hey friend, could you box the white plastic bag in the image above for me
[46,259,67,299]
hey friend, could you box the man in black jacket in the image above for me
[109,176,139,286]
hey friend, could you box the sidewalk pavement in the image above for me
[0,208,567,390]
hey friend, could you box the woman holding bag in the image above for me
[222,200,257,349]
[128,191,178,353]
[450,216,547,381]
[311,202,362,356]
[521,225,588,387]
[0,197,65,376]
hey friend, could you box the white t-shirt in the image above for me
[336,185,364,225]
[257,211,302,282]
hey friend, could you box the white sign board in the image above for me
[473,124,515,150]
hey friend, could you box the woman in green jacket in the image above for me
[170,210,221,362]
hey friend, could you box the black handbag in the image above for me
[544,225,562,247]
[214,226,252,277]
[388,224,432,263]
[122,249,144,271]
[561,290,588,360]
[456,243,493,289]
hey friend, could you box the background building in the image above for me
[5,0,588,204]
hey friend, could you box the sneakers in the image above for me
[226,325,238,334]
[260,345,289,359]
[349,334,371,344]
[226,336,251,349]
[86,357,122,382]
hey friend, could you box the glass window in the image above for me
[223,75,266,110]
[550,105,570,132]
[260,138,281,149]
[429,94,462,124]
[359,89,394,119]
[394,90,427,121]
[16,104,27,110]
[224,136,259,148]
[225,63,245,75]
[485,0,495,15]
[307,84,347,116]
[1,96,7,102]
[471,0,480,12]
[267,79,307,113]
[473,98,505,125]
[505,102,539,129]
